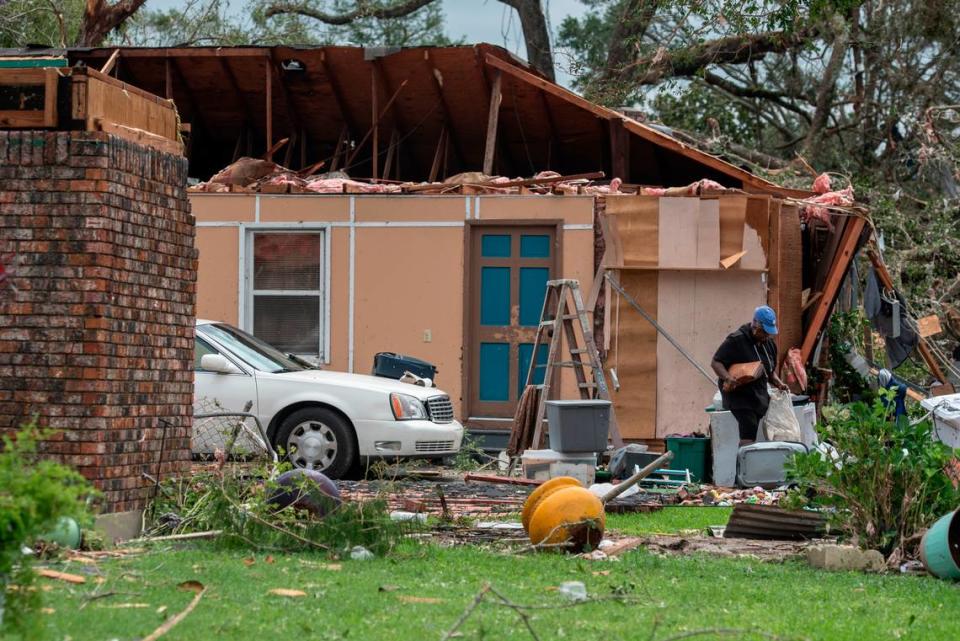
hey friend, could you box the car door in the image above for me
[193,334,259,452]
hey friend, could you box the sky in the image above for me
[146,0,587,86]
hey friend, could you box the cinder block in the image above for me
[806,544,886,572]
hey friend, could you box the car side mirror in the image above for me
[200,354,241,374]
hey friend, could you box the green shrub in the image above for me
[0,423,94,639]
[787,394,960,559]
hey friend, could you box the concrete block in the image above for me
[806,544,886,572]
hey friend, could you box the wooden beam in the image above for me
[371,65,378,180]
[800,216,867,363]
[483,52,792,194]
[428,125,446,183]
[164,58,172,99]
[80,47,269,58]
[344,79,408,169]
[100,49,119,75]
[330,125,347,172]
[372,59,412,181]
[867,249,951,386]
[609,117,630,181]
[167,56,207,134]
[483,70,502,176]
[265,59,273,158]
[423,51,466,168]
[537,89,561,169]
[217,56,256,132]
[318,49,359,142]
[383,130,399,180]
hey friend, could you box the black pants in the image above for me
[730,407,766,441]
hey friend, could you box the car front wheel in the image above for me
[275,408,356,479]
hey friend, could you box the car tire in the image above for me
[274,407,357,479]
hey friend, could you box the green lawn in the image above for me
[33,506,960,641]
[607,506,733,535]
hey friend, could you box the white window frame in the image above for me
[241,226,331,364]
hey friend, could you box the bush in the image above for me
[787,394,960,559]
[0,423,94,638]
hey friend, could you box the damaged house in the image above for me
[3,44,904,454]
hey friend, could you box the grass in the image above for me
[31,507,960,641]
[607,506,733,535]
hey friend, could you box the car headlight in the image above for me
[390,393,427,420]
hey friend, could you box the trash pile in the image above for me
[680,485,784,507]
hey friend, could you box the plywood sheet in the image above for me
[658,197,698,269]
[655,271,766,438]
[717,195,747,261]
[609,271,658,440]
[697,199,721,268]
[741,195,770,270]
[606,196,658,267]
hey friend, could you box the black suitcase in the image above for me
[372,352,437,381]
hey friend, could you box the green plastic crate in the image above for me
[665,437,710,483]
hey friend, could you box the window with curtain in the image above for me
[249,232,325,358]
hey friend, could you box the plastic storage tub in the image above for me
[372,352,437,381]
[545,399,611,452]
[665,436,710,483]
[736,441,807,488]
[521,449,596,486]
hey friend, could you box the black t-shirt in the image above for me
[712,323,778,412]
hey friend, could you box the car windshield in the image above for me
[199,323,306,374]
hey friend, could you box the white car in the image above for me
[193,320,464,478]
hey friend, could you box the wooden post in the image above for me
[164,58,172,99]
[609,117,630,182]
[800,216,866,363]
[483,70,502,175]
[371,66,379,181]
[867,249,951,386]
[265,60,273,159]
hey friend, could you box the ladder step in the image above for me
[578,382,596,388]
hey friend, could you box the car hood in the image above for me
[263,369,447,400]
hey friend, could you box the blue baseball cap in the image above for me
[753,306,778,335]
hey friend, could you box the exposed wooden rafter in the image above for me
[423,51,465,168]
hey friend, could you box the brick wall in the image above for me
[0,131,197,513]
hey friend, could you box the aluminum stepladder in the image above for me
[523,279,623,451]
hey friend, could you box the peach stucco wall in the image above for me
[191,193,596,420]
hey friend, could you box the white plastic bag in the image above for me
[764,389,802,442]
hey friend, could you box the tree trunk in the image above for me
[499,0,554,81]
[75,0,148,47]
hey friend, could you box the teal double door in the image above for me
[467,224,557,421]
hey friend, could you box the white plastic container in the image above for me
[921,394,960,448]
[521,448,596,486]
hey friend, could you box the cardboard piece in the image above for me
[610,271,658,440]
[918,315,943,338]
[658,197,699,269]
[697,199,721,268]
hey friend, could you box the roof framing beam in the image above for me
[423,51,465,168]
[318,49,360,142]
[482,52,789,192]
[217,56,257,132]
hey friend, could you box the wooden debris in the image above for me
[142,581,206,641]
[37,569,86,584]
[463,474,542,487]
[268,588,307,597]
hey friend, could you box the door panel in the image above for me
[468,225,558,419]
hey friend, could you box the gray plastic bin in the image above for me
[545,399,611,452]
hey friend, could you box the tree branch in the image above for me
[264,0,435,25]
[800,14,849,156]
[702,69,811,123]
[628,26,818,85]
